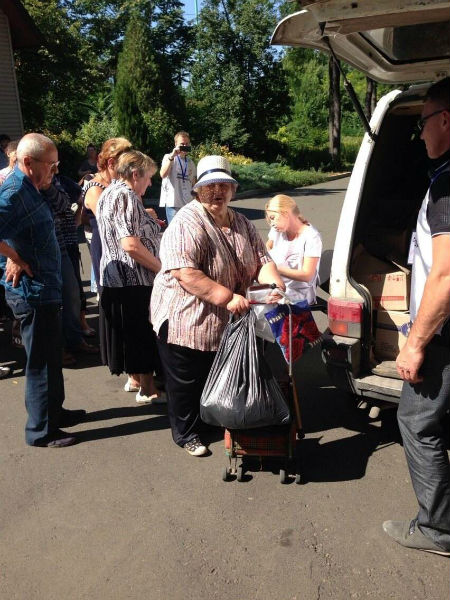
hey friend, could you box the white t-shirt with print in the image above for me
[268,224,322,304]
[159,154,196,208]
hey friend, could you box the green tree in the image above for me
[188,0,288,160]
[279,46,379,167]
[114,7,183,156]
[15,0,102,133]
[64,0,193,87]
[150,0,195,88]
[278,47,330,167]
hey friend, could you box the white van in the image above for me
[271,1,450,409]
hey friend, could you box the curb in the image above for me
[234,172,351,200]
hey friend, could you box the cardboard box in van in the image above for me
[374,310,411,360]
[352,246,410,310]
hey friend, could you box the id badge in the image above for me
[407,231,417,265]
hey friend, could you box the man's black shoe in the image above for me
[59,408,86,427]
[35,429,77,448]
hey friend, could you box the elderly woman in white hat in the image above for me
[151,155,284,456]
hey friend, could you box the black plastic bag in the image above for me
[200,310,291,429]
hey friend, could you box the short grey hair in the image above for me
[17,133,56,161]
[116,150,157,181]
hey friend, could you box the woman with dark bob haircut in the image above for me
[96,150,164,403]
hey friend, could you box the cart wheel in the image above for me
[280,468,288,484]
[294,449,302,485]
[222,466,230,482]
[237,464,244,482]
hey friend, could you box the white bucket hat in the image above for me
[192,155,238,190]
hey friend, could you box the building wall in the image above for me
[0,10,23,139]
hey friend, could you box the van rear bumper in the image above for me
[321,333,402,403]
[352,374,402,403]
[321,333,361,377]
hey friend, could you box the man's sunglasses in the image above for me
[417,109,448,133]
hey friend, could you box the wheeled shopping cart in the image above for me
[222,286,308,484]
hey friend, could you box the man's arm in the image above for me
[0,241,33,287]
[396,233,450,382]
[160,152,176,178]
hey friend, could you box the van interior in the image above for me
[349,94,431,379]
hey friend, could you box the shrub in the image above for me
[231,161,329,192]
[190,142,253,166]
[190,141,224,163]
[43,129,82,181]
[341,135,362,167]
[76,114,121,153]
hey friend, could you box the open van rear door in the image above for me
[271,0,450,84]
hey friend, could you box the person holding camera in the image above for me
[159,131,196,224]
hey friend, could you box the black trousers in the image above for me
[157,321,216,447]
[67,243,87,312]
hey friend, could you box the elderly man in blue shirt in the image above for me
[0,133,83,447]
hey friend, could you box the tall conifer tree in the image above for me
[114,6,183,156]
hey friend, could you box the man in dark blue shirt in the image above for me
[0,133,81,447]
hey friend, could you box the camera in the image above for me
[178,144,191,152]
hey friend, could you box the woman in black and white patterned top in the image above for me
[97,150,164,404]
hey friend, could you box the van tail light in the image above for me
[328,298,363,338]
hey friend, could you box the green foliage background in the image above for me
[14,0,389,180]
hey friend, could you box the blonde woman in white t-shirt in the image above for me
[265,194,322,305]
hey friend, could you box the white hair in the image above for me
[17,133,55,160]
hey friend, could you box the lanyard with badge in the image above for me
[177,156,188,182]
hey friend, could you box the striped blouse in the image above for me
[97,180,161,287]
[151,199,272,351]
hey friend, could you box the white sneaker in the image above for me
[183,437,208,457]
[135,390,154,404]
[124,379,140,392]
[135,390,166,404]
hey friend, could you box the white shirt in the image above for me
[410,184,450,334]
[269,224,322,304]
[0,166,13,184]
[159,154,196,208]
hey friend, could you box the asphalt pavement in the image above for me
[0,177,448,600]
